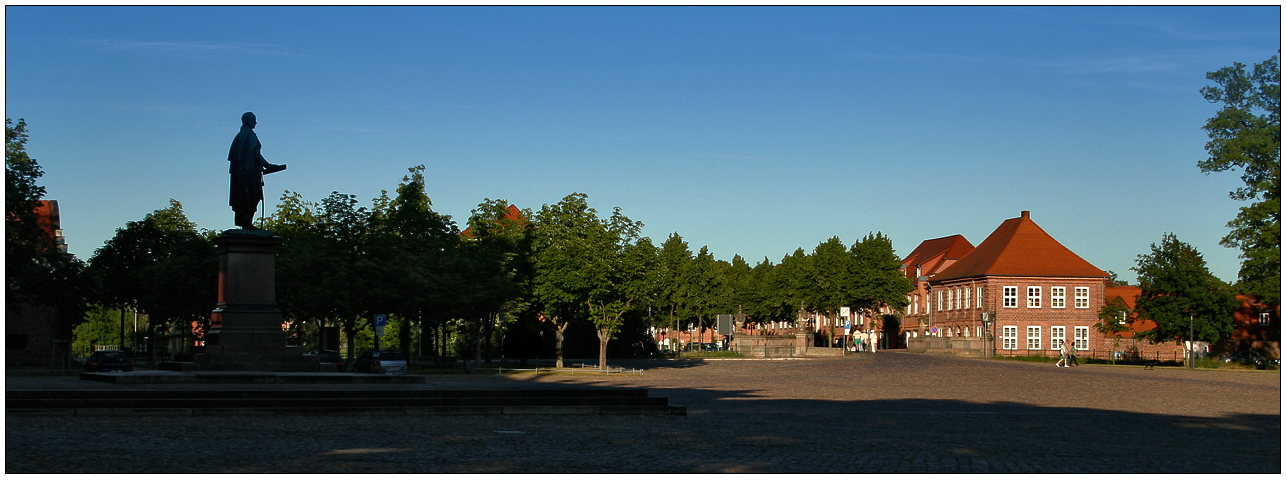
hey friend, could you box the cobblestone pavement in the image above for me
[7,352,1280,473]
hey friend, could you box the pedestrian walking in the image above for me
[853,334,860,352]
[1069,341,1079,367]
[1055,341,1068,367]
[869,331,878,353]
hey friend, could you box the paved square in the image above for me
[6,352,1280,473]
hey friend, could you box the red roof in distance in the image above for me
[902,234,975,281]
[933,211,1108,282]
[460,204,526,239]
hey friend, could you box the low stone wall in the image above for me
[906,337,988,358]
[731,334,832,357]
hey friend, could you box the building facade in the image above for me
[901,211,1111,357]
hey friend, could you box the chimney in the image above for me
[1021,211,1030,219]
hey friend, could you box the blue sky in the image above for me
[6,6,1279,283]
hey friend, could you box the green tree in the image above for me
[86,200,217,360]
[1131,233,1237,344]
[654,232,694,343]
[685,245,723,341]
[531,193,601,368]
[848,232,913,329]
[1095,296,1132,337]
[72,306,128,356]
[381,166,461,362]
[460,198,529,364]
[808,237,852,329]
[6,118,90,336]
[1199,54,1280,306]
[584,208,656,369]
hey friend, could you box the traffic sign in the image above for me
[374,314,387,337]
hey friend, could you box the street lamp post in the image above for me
[1188,310,1196,369]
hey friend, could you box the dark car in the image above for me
[308,350,346,371]
[1222,350,1274,367]
[352,349,407,375]
[84,350,133,372]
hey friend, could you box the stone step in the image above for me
[8,396,669,410]
[6,388,686,417]
[78,371,429,384]
[11,388,650,400]
[7,404,689,417]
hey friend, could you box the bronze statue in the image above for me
[228,112,286,229]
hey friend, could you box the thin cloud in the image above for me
[697,153,768,161]
[79,38,295,57]
[840,50,1189,75]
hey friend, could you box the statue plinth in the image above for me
[194,229,319,371]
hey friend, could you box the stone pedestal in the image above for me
[194,229,318,372]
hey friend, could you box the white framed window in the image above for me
[914,295,919,315]
[948,289,955,310]
[1051,326,1066,351]
[1051,287,1066,308]
[976,325,983,337]
[963,287,971,310]
[1003,286,1018,308]
[1002,326,1017,350]
[1075,287,1090,308]
[977,287,983,308]
[1260,312,1271,325]
[938,290,943,311]
[1074,326,1089,350]
[1027,286,1042,308]
[1027,326,1041,350]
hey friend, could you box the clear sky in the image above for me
[6,6,1280,284]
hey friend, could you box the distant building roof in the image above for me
[460,204,526,239]
[34,200,67,253]
[902,234,974,281]
[933,211,1108,282]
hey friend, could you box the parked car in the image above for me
[307,350,346,371]
[1221,350,1271,367]
[84,350,133,372]
[352,349,407,375]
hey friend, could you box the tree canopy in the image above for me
[1131,233,1237,344]
[1199,54,1280,306]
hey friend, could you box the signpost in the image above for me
[373,314,387,353]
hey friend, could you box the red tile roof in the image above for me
[933,211,1108,282]
[1105,285,1140,311]
[1103,285,1154,336]
[902,235,974,280]
[460,204,526,239]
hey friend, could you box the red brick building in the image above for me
[1099,286,1280,361]
[901,211,1111,357]
[900,234,974,321]
[1097,285,1189,361]
[7,200,73,367]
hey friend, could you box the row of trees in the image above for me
[265,182,914,369]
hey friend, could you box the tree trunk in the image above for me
[598,326,611,370]
[484,312,495,364]
[399,314,411,364]
[475,318,484,365]
[555,320,567,368]
[344,319,356,370]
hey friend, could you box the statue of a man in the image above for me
[228,112,286,229]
